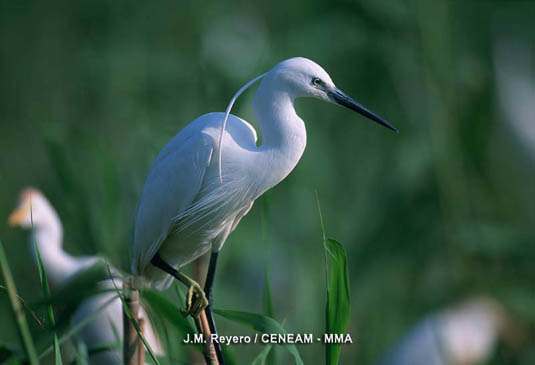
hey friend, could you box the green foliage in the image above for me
[32,240,62,365]
[324,238,351,365]
[0,343,22,363]
[30,202,62,365]
[258,194,277,364]
[141,289,196,337]
[33,259,116,324]
[260,195,274,319]
[214,309,303,365]
[0,240,39,365]
[37,295,118,359]
[74,341,88,365]
[0,0,534,363]
[252,343,273,365]
[108,273,160,364]
[317,193,351,364]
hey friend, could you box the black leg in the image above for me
[151,253,186,284]
[152,253,220,364]
[204,251,224,365]
[151,253,208,318]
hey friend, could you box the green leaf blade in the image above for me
[252,344,273,365]
[108,273,160,365]
[214,309,303,365]
[141,289,196,337]
[0,240,39,365]
[325,238,351,365]
[32,240,62,365]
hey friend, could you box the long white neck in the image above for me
[252,77,307,190]
[30,213,90,288]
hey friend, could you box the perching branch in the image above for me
[123,278,142,365]
[194,256,218,365]
[195,312,218,364]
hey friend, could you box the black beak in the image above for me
[328,88,398,132]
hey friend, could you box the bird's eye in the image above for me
[312,77,322,86]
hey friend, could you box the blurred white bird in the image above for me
[380,297,511,365]
[9,188,161,364]
[132,57,396,364]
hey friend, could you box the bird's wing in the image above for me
[132,133,213,275]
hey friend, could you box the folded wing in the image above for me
[132,133,214,276]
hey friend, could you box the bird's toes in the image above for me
[185,285,195,312]
[188,286,209,318]
[192,297,209,318]
[191,301,202,318]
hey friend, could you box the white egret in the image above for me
[132,57,396,362]
[381,297,512,365]
[9,188,161,364]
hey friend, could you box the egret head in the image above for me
[8,188,56,229]
[441,297,511,364]
[217,57,397,181]
[270,57,397,132]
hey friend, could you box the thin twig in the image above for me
[195,311,217,364]
[0,284,44,328]
[123,277,141,365]
[195,257,218,364]
[106,267,159,364]
[137,318,146,365]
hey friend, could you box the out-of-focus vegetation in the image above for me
[0,0,534,363]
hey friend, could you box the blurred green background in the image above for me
[1,0,534,363]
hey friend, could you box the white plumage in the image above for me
[381,297,509,365]
[132,113,268,289]
[9,188,161,364]
[132,57,396,289]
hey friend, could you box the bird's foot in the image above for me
[184,282,209,318]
